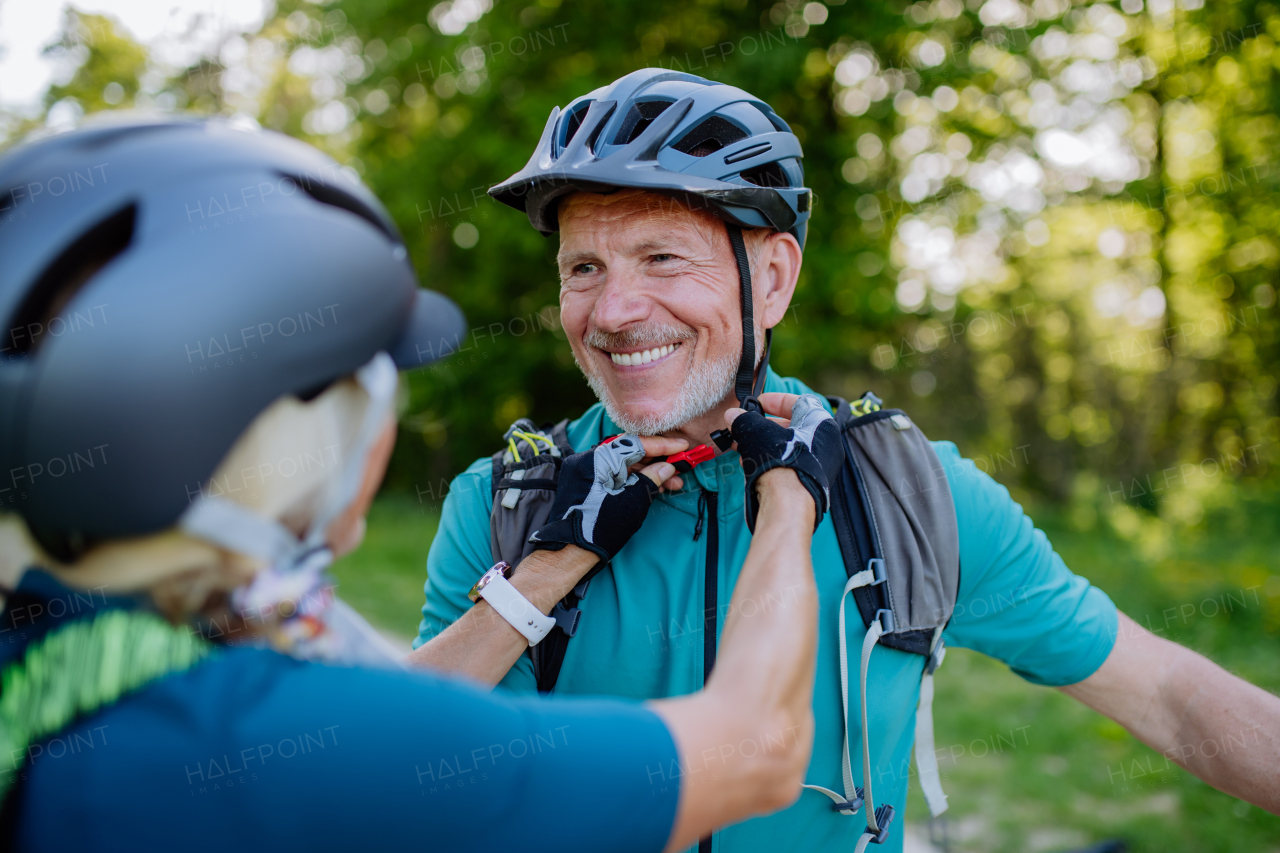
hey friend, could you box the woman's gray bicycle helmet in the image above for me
[489,68,812,411]
[0,116,465,556]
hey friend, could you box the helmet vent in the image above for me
[562,102,592,148]
[740,162,789,189]
[8,203,136,355]
[613,100,673,145]
[673,116,748,158]
[286,173,396,242]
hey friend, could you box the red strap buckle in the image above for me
[596,436,715,473]
[666,443,715,473]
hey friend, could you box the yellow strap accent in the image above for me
[850,398,882,417]
[514,430,554,451]
[507,431,555,464]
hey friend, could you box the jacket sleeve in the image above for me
[935,441,1119,686]
[415,459,538,693]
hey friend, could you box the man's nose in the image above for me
[590,268,652,332]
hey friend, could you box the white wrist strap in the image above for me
[478,572,556,646]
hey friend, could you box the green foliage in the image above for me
[298,0,1280,509]
[5,0,1279,512]
[328,494,440,639]
[44,12,148,113]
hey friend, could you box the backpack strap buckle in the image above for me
[874,608,895,635]
[828,787,864,814]
[925,638,946,675]
[550,601,581,637]
[862,804,895,845]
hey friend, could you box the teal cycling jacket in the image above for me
[418,370,1119,853]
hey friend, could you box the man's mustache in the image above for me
[583,324,696,351]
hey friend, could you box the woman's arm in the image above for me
[651,469,818,851]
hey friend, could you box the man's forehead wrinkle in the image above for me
[559,188,726,233]
[561,217,720,265]
[558,188,655,228]
[557,189,774,278]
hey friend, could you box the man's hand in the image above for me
[724,392,844,532]
[407,436,680,684]
[1060,611,1280,813]
[528,434,677,564]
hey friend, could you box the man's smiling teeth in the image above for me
[609,343,680,366]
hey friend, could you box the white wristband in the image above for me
[470,564,555,646]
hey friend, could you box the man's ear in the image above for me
[758,231,803,330]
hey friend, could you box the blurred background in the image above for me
[2,0,1278,849]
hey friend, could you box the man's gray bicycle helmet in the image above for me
[489,68,812,411]
[0,116,465,556]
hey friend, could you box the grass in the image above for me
[331,484,1280,852]
[328,494,438,645]
[905,484,1280,852]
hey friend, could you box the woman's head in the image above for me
[0,116,463,561]
[0,358,398,622]
[0,117,463,628]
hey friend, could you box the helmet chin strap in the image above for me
[711,224,772,453]
[726,223,772,412]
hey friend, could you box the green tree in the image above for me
[5,0,1277,517]
[44,11,148,114]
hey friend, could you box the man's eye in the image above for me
[652,253,675,263]
[574,262,599,275]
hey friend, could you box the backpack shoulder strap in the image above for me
[486,417,579,694]
[825,392,959,648]
[816,391,959,828]
[828,394,853,426]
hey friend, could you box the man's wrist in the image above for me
[520,543,597,575]
[510,545,598,611]
[756,469,816,524]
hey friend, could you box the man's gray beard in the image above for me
[576,325,738,436]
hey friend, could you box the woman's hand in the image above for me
[722,394,845,532]
[723,391,802,431]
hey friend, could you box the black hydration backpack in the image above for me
[487,393,960,843]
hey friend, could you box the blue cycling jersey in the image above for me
[6,575,680,853]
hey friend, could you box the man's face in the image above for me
[557,190,752,435]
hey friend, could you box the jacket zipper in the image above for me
[697,488,718,853]
[700,488,719,680]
